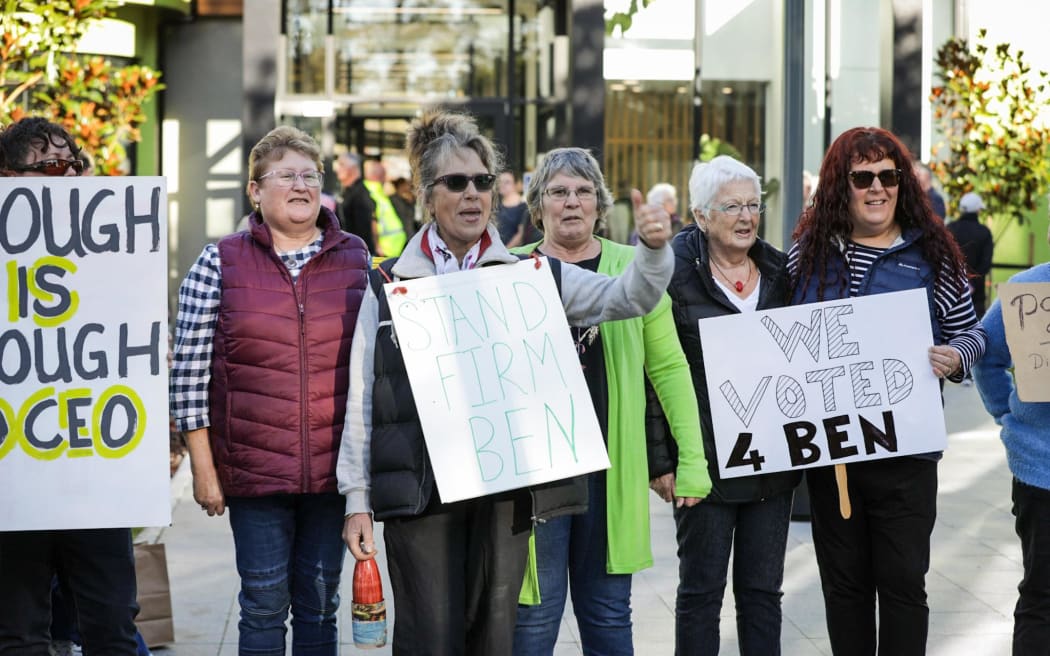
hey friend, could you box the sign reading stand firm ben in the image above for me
[0,177,170,531]
[384,257,610,503]
[699,288,946,479]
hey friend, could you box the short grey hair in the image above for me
[688,156,762,217]
[525,147,614,232]
[647,183,676,206]
[337,152,362,170]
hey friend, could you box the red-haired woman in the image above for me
[788,127,986,655]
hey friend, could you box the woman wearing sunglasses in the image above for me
[0,118,85,177]
[0,117,142,656]
[337,110,674,655]
[171,125,371,653]
[788,127,986,655]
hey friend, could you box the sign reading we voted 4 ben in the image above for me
[699,288,946,479]
[385,258,610,503]
[997,282,1050,402]
[0,177,170,531]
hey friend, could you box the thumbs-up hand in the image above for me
[632,188,672,249]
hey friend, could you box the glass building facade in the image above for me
[274,0,573,182]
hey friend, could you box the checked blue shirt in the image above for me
[170,234,325,432]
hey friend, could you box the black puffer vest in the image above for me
[663,225,802,503]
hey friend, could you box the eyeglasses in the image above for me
[848,168,902,189]
[257,169,324,188]
[713,202,764,216]
[544,186,597,202]
[428,173,497,192]
[11,158,85,176]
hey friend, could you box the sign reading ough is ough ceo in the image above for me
[0,177,170,531]
[699,289,947,479]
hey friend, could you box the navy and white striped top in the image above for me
[787,240,986,381]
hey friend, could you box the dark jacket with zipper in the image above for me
[650,224,801,503]
[791,227,949,462]
[791,227,942,344]
[209,208,369,496]
[368,256,588,524]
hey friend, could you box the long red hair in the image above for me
[790,127,965,299]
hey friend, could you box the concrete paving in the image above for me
[149,381,1018,655]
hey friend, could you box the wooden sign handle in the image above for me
[835,464,851,519]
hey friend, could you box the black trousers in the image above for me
[0,528,139,656]
[382,492,532,656]
[1012,477,1050,656]
[807,458,937,656]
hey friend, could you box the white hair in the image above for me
[688,156,762,214]
[647,183,677,206]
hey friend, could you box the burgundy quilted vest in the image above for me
[209,210,368,496]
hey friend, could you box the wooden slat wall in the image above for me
[604,87,693,218]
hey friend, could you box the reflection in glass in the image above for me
[282,1,556,105]
[279,1,559,176]
[333,1,510,98]
[286,0,328,94]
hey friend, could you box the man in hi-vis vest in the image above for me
[364,160,406,257]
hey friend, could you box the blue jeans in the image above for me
[673,491,793,656]
[514,473,633,656]
[226,494,346,656]
[0,528,139,656]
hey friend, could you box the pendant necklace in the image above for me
[710,257,752,293]
[574,325,599,356]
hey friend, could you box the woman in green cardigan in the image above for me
[512,147,711,655]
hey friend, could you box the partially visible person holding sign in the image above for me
[0,117,140,654]
[337,110,674,655]
[655,156,802,655]
[511,148,710,654]
[988,281,1050,402]
[171,126,370,653]
[788,127,986,655]
[974,242,1050,655]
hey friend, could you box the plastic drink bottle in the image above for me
[351,558,387,648]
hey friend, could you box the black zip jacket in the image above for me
[647,224,801,503]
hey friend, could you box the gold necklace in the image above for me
[710,257,752,293]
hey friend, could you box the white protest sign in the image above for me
[0,177,170,530]
[384,257,610,503]
[699,288,946,478]
[997,282,1050,402]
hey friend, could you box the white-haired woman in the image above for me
[663,155,801,655]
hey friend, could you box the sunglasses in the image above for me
[429,173,497,192]
[848,168,901,189]
[11,158,86,176]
